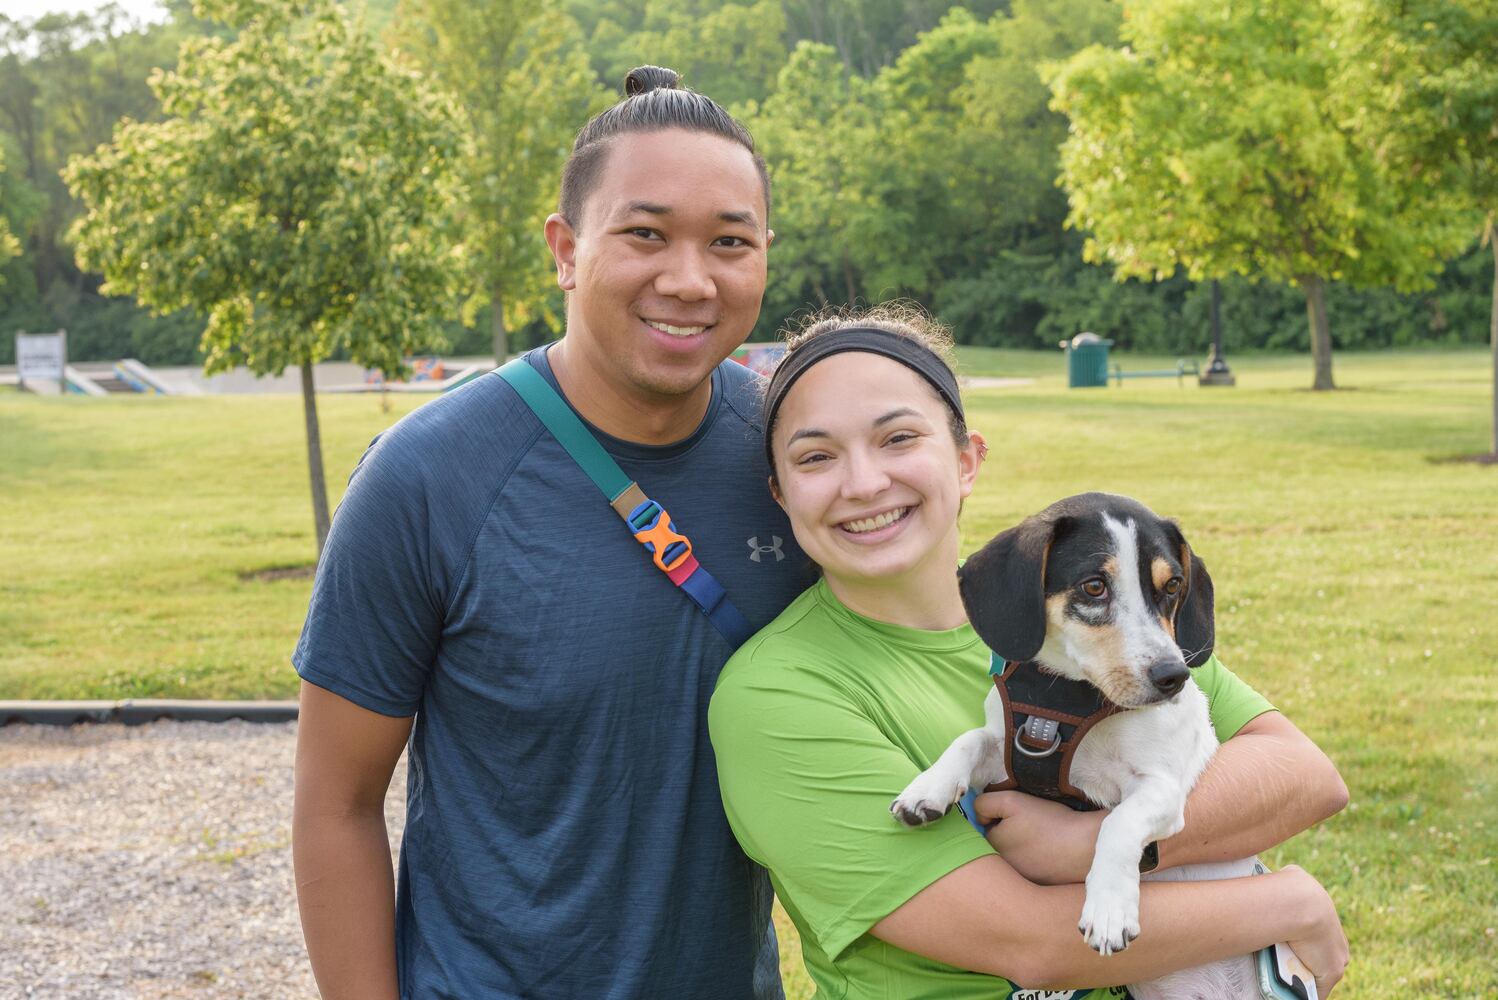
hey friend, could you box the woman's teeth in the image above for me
[842,508,909,534]
[646,320,706,338]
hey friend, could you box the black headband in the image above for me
[763,325,964,468]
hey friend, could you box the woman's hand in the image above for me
[1278,865,1349,997]
[976,790,1104,884]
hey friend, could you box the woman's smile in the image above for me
[836,504,917,540]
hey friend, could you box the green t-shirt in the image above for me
[709,579,1274,1000]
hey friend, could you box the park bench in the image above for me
[1109,359,1201,386]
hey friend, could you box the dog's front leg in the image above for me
[1078,776,1188,956]
[892,691,1007,826]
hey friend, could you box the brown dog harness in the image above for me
[984,656,1123,811]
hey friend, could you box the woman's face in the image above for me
[771,351,983,591]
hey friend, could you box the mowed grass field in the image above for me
[3,347,1496,998]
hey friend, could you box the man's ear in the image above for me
[766,228,775,250]
[957,514,1058,663]
[544,213,578,291]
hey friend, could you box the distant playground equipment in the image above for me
[732,343,786,375]
[339,356,486,394]
[8,327,190,395]
[366,355,444,386]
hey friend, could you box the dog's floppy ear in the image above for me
[958,514,1058,663]
[1173,532,1215,668]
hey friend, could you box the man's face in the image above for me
[548,128,771,400]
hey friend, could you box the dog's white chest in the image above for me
[1067,683,1217,809]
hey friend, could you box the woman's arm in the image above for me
[981,710,1347,884]
[872,855,1348,995]
[292,681,413,1000]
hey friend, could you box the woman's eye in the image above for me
[795,452,830,466]
[1163,577,1182,596]
[1081,579,1108,599]
[885,432,918,446]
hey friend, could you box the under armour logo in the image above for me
[747,536,785,562]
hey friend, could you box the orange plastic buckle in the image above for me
[628,500,693,573]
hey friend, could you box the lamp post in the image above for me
[1199,279,1236,386]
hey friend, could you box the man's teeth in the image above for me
[646,320,706,338]
[842,508,908,534]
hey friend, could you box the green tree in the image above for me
[65,0,468,555]
[779,0,1006,77]
[0,5,215,363]
[1049,0,1471,389]
[0,135,31,280]
[394,0,607,362]
[1340,0,1498,454]
[599,0,788,108]
[746,40,873,329]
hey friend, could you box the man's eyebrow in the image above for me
[624,201,670,216]
[719,209,759,227]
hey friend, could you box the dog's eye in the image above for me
[1081,579,1107,599]
[1163,577,1182,596]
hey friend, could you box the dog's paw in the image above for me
[890,770,967,827]
[1078,879,1141,956]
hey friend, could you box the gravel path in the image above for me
[1,721,405,1000]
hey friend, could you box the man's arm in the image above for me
[977,710,1348,884]
[293,680,414,1000]
[871,855,1348,995]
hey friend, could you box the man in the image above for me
[292,71,811,999]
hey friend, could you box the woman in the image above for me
[708,306,1348,998]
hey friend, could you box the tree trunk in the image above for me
[491,290,507,365]
[1301,274,1335,391]
[1489,224,1496,457]
[301,360,331,559]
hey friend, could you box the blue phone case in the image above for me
[1256,943,1317,1000]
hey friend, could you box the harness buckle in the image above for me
[627,499,693,573]
[1014,716,1062,758]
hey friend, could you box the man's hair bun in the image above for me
[560,63,768,228]
[624,65,682,97]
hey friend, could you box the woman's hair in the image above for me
[768,303,969,470]
[558,65,770,229]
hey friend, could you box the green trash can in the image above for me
[1060,332,1113,388]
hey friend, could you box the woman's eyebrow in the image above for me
[786,407,925,447]
[874,407,922,426]
[787,427,829,446]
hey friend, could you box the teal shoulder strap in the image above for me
[495,358,754,648]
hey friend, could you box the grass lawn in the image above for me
[4,348,1496,998]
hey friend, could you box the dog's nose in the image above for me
[1146,659,1189,697]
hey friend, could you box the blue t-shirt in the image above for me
[293,347,812,999]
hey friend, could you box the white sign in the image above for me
[16,330,67,383]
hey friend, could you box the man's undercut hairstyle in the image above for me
[558,64,770,229]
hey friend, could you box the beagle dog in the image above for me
[891,492,1306,999]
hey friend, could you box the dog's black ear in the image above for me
[1175,537,1215,668]
[958,515,1057,663]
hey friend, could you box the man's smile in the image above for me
[644,318,712,338]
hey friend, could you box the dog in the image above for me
[891,492,1300,1000]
